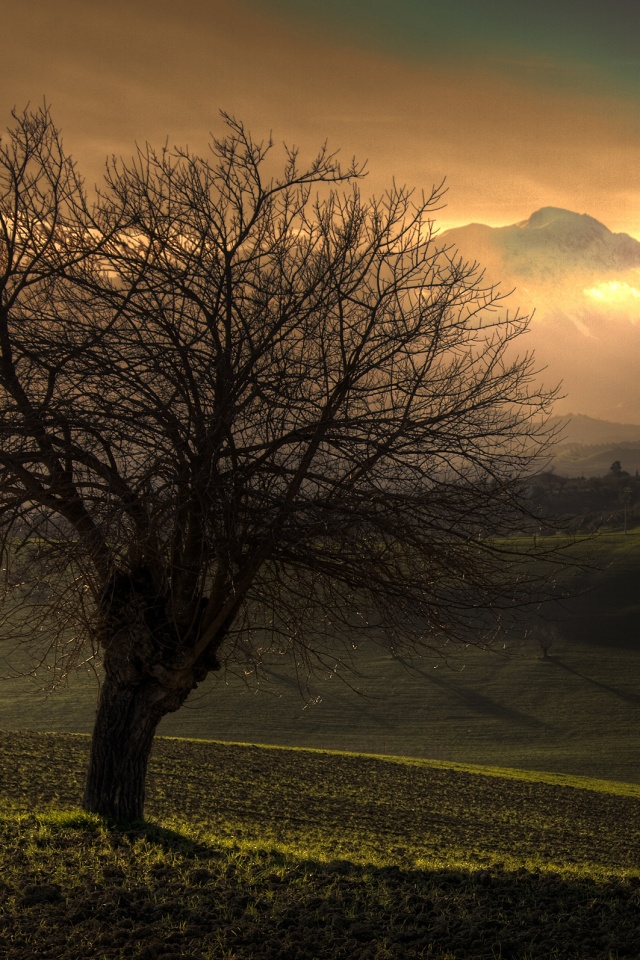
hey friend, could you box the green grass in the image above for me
[2,532,640,784]
[2,730,640,959]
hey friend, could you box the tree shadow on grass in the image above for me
[5,809,640,959]
[259,665,397,731]
[24,817,640,960]
[116,819,219,858]
[413,666,552,729]
[551,657,640,705]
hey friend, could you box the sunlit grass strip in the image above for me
[6,802,638,883]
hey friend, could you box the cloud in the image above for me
[584,280,640,302]
[583,280,640,320]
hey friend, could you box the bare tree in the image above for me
[533,623,558,660]
[0,106,561,821]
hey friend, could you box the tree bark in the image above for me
[82,673,173,822]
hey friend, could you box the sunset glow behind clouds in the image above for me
[3,0,639,238]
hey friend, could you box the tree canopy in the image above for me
[0,106,560,819]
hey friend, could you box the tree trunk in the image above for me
[82,673,171,822]
[83,569,223,822]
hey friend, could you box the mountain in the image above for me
[441,207,640,282]
[439,209,640,424]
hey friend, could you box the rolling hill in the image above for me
[548,414,640,477]
[2,533,640,785]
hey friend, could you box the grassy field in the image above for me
[2,532,640,784]
[3,534,639,957]
[1,730,640,959]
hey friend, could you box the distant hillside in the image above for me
[552,445,640,479]
[550,414,640,447]
[548,415,640,477]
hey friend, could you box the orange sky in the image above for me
[3,0,639,238]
